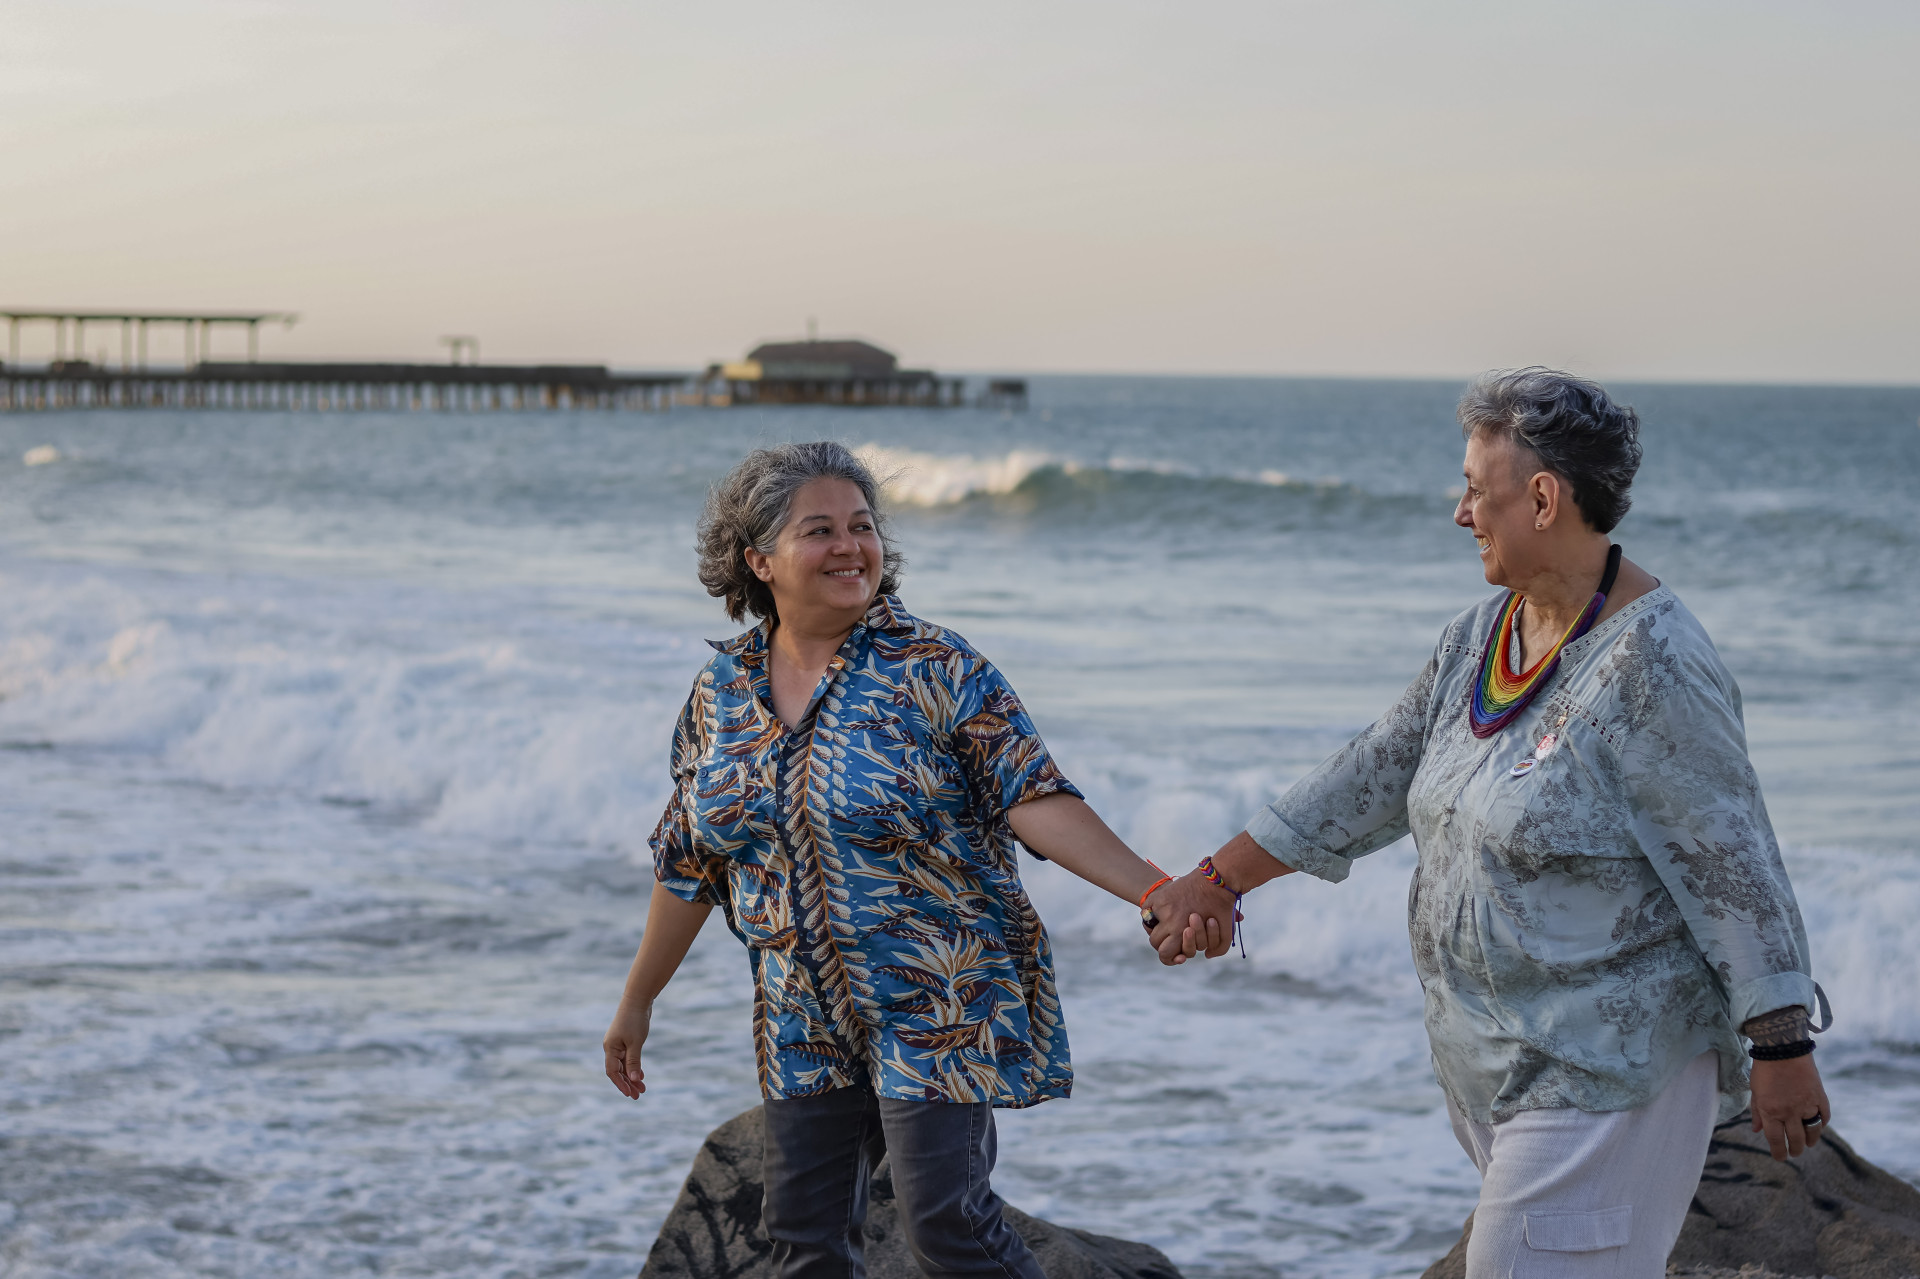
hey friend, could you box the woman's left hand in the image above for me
[1748,1055,1831,1160]
[603,997,653,1099]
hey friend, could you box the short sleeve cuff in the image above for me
[1246,804,1353,884]
[651,832,723,906]
[1728,969,1817,1031]
[1002,775,1085,861]
[655,872,719,906]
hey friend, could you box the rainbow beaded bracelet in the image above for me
[1195,856,1247,958]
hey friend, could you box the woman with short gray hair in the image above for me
[604,441,1170,1279]
[1147,369,1832,1279]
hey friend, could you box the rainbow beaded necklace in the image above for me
[1469,544,1622,739]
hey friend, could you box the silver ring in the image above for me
[1803,1114,1824,1126]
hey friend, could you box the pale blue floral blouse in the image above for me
[1248,586,1817,1123]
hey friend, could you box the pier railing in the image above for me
[0,360,688,412]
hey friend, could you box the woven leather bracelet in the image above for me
[1750,1039,1815,1061]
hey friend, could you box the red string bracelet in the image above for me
[1137,862,1172,933]
[1137,860,1172,910]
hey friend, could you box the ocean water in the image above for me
[2,377,1918,1279]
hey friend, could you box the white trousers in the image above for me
[1448,1051,1720,1279]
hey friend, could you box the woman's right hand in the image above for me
[603,997,653,1098]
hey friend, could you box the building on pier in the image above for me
[700,338,964,407]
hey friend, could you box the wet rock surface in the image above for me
[1422,1119,1920,1279]
[639,1107,1184,1279]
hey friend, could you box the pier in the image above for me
[0,311,1009,413]
[0,308,689,413]
[1,360,686,412]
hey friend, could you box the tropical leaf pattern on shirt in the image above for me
[650,595,1078,1107]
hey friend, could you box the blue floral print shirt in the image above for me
[651,595,1079,1107]
[1247,586,1817,1124]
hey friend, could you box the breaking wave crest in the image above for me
[856,443,1335,509]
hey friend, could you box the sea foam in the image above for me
[2,555,1913,1048]
[0,563,682,849]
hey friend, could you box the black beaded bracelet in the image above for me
[1750,1039,1815,1061]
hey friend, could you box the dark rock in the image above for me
[640,1107,1184,1279]
[1679,1120,1920,1279]
[1421,1119,1920,1279]
[641,1110,772,1279]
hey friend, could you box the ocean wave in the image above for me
[856,443,1336,509]
[0,565,682,849]
[856,445,1068,504]
[1779,846,1920,1046]
[4,559,1913,1048]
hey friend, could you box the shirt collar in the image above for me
[706,594,915,656]
[1562,583,1671,659]
[863,593,916,636]
[706,618,770,659]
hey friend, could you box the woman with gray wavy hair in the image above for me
[1147,369,1831,1279]
[603,441,1169,1279]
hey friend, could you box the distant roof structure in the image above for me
[3,306,299,365]
[746,339,897,381]
[0,308,297,324]
[704,336,957,407]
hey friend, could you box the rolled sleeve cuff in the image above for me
[1728,969,1817,1031]
[1246,805,1353,884]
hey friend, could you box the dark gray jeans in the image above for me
[760,1087,1044,1279]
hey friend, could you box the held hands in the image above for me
[1142,833,1286,965]
[1145,870,1238,965]
[602,997,652,1099]
[1749,1054,1831,1160]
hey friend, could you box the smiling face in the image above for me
[1454,429,1553,589]
[745,477,884,626]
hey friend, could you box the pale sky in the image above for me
[3,1,1917,382]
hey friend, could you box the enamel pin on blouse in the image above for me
[1511,710,1572,778]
